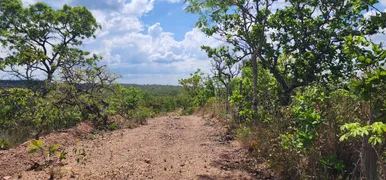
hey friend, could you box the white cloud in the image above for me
[364,10,378,19]
[381,0,386,6]
[92,22,225,84]
[148,23,163,41]
[271,0,290,11]
[123,0,155,16]
[120,74,184,85]
[181,28,221,50]
[21,0,38,6]
[22,0,71,8]
[102,12,143,33]
[166,0,181,3]
[15,0,225,85]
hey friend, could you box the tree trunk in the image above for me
[217,83,221,97]
[47,71,54,82]
[361,106,378,180]
[41,72,54,97]
[269,67,293,106]
[280,89,292,106]
[361,136,377,180]
[239,79,243,112]
[251,57,258,118]
[225,85,230,112]
[238,79,243,124]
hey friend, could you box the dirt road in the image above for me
[1,116,274,180]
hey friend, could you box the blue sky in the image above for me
[2,0,386,85]
[15,0,220,85]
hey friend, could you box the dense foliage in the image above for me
[0,81,188,148]
[183,0,386,179]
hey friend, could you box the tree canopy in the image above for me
[185,0,386,106]
[0,0,100,81]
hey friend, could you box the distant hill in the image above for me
[121,84,183,97]
[0,80,183,97]
[0,80,33,89]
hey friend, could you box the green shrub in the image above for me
[28,140,63,165]
[204,97,228,119]
[128,107,154,124]
[106,122,120,131]
[0,139,11,150]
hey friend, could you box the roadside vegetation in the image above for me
[179,0,386,179]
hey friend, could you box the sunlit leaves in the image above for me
[28,139,44,154]
[0,88,35,129]
[343,36,386,101]
[281,87,325,150]
[179,69,215,107]
[340,122,386,146]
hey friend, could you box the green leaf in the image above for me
[339,134,348,142]
[37,140,43,147]
[53,144,60,150]
[27,144,37,150]
[369,136,382,146]
[31,140,38,147]
[49,144,60,152]
[358,56,365,61]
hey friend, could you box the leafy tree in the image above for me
[179,69,205,98]
[179,69,215,107]
[184,0,382,108]
[230,63,279,123]
[0,0,100,81]
[0,87,83,141]
[280,88,324,152]
[202,46,241,111]
[120,86,149,110]
[56,65,121,126]
[185,0,268,113]
[340,35,386,180]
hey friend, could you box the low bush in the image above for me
[128,107,155,125]
[0,82,185,148]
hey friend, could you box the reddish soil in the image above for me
[0,116,276,180]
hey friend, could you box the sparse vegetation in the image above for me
[27,140,62,166]
[183,0,386,179]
